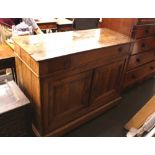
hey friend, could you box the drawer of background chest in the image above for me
[132,25,155,39]
[124,60,155,88]
[137,18,155,25]
[128,49,155,70]
[132,37,155,55]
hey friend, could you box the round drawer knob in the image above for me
[118,47,123,52]
[131,74,136,79]
[150,66,154,70]
[141,43,146,48]
[136,58,141,63]
[145,29,149,33]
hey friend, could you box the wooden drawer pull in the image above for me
[141,43,146,48]
[131,74,136,79]
[150,66,154,70]
[136,58,141,63]
[145,29,149,33]
[118,47,123,52]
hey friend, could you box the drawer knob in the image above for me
[145,29,149,33]
[136,58,141,63]
[141,43,146,48]
[131,74,136,79]
[150,66,154,70]
[118,47,123,52]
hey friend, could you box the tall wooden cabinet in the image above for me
[101,18,155,89]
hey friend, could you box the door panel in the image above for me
[45,70,93,131]
[90,60,124,106]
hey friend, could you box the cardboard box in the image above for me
[125,95,155,130]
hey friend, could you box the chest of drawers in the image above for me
[124,21,155,88]
[101,18,155,89]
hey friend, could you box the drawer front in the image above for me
[128,49,155,70]
[38,44,130,76]
[132,37,155,55]
[132,25,155,39]
[39,56,70,75]
[124,61,155,88]
[70,44,130,69]
[137,18,155,25]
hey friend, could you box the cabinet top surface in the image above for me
[13,28,131,62]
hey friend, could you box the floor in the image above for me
[64,77,155,137]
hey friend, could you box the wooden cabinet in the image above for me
[13,28,131,136]
[101,18,155,89]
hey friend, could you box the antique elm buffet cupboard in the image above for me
[13,28,131,136]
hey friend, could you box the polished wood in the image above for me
[101,18,155,89]
[128,49,155,70]
[132,24,155,39]
[132,37,155,54]
[13,28,131,136]
[13,28,131,62]
[0,45,16,81]
[0,45,14,60]
[124,60,155,88]
[90,60,125,105]
[101,18,155,38]
[137,18,155,25]
[101,18,138,36]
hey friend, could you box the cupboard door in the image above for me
[44,70,93,132]
[90,60,125,106]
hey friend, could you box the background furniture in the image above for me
[35,18,73,33]
[0,45,16,81]
[101,18,155,89]
[0,80,31,136]
[35,18,57,33]
[73,18,100,30]
[13,28,131,136]
[56,18,73,32]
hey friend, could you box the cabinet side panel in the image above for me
[15,55,42,135]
